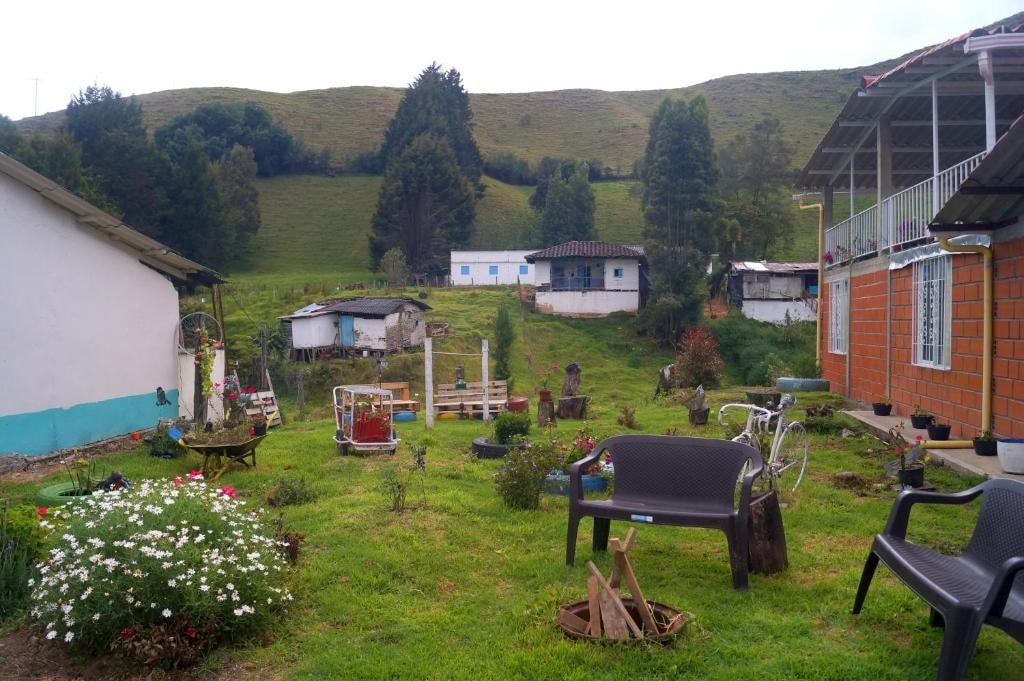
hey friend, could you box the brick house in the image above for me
[798,23,1024,439]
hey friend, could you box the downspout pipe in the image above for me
[800,203,824,370]
[917,237,993,449]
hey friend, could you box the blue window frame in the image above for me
[489,265,499,275]
[460,265,470,276]
[519,264,529,275]
[613,268,624,278]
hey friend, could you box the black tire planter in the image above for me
[927,423,952,441]
[472,436,526,459]
[36,482,92,507]
[746,390,782,408]
[775,377,830,392]
[898,465,925,489]
[910,415,934,429]
[973,438,998,457]
[871,403,893,417]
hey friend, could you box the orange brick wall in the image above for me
[819,235,1024,439]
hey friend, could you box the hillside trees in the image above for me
[639,95,720,343]
[217,144,262,255]
[537,161,596,246]
[718,113,797,259]
[370,64,481,272]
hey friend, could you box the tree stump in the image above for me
[747,491,788,575]
[538,399,557,428]
[562,363,582,397]
[557,396,589,420]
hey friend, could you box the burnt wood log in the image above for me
[747,491,789,575]
[538,399,557,428]
[557,396,589,420]
[562,363,582,397]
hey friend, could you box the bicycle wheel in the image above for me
[775,421,809,491]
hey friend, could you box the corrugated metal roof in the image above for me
[0,152,223,286]
[525,241,645,261]
[450,250,538,263]
[931,115,1024,230]
[729,261,818,273]
[283,297,430,319]
[798,23,1024,191]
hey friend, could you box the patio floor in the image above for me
[845,410,1024,481]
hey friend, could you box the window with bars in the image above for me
[913,256,952,369]
[829,279,849,355]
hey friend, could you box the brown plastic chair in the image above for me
[566,434,763,590]
[852,479,1024,680]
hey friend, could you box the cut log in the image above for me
[537,399,557,428]
[747,491,789,575]
[561,364,582,397]
[556,396,589,420]
[586,576,601,637]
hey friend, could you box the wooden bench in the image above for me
[377,381,420,412]
[434,380,508,416]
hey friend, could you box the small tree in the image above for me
[378,247,410,286]
[493,303,515,388]
[675,327,723,388]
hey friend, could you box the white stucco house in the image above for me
[281,297,430,359]
[726,261,818,324]
[450,250,536,285]
[526,241,647,317]
[0,152,221,457]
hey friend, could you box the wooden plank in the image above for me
[616,551,658,634]
[557,608,589,636]
[586,577,601,638]
[598,588,630,640]
[608,529,637,588]
[586,561,642,638]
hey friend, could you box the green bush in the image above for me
[30,477,292,666]
[493,411,531,445]
[707,312,816,385]
[267,475,317,507]
[1,501,43,622]
[494,439,561,510]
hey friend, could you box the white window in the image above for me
[913,256,952,369]
[829,279,849,355]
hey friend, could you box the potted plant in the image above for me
[251,413,268,437]
[910,405,933,430]
[973,430,998,457]
[543,428,609,496]
[683,385,710,425]
[473,411,530,459]
[871,397,892,417]
[997,438,1024,474]
[897,434,926,489]
[538,363,558,403]
[927,421,952,441]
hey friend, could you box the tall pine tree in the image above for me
[537,161,596,246]
[639,96,720,343]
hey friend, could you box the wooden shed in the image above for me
[281,297,430,360]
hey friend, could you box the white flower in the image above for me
[46,630,57,640]
[64,631,74,642]
[162,608,172,618]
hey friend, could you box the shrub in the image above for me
[494,439,561,510]
[493,411,531,445]
[1,500,43,622]
[380,466,408,513]
[29,477,292,666]
[707,312,816,385]
[675,327,723,388]
[492,304,515,389]
[617,405,640,430]
[266,475,317,507]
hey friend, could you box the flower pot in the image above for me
[997,439,1024,474]
[898,465,925,489]
[926,423,951,441]
[871,403,893,417]
[910,415,934,429]
[252,423,267,436]
[973,438,998,457]
[35,482,92,507]
[507,396,529,413]
[688,407,710,425]
[538,389,552,403]
[543,473,607,496]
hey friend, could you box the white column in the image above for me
[876,119,892,250]
[481,339,490,423]
[979,50,997,151]
[849,154,855,219]
[424,337,434,429]
[932,78,941,213]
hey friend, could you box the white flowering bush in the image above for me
[30,475,292,665]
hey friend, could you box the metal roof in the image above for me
[450,250,538,263]
[798,24,1024,191]
[729,261,817,273]
[0,152,223,286]
[284,297,430,319]
[931,115,1024,231]
[525,241,645,262]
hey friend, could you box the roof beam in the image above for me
[838,119,1014,127]
[820,146,980,154]
[808,169,935,175]
[859,81,1024,96]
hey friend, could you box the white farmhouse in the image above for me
[527,241,647,317]
[450,250,537,285]
[726,261,818,324]
[0,152,221,457]
[282,297,430,360]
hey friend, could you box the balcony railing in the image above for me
[824,151,987,268]
[544,276,605,291]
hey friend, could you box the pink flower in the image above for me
[185,627,197,639]
[173,476,183,486]
[247,427,255,437]
[915,435,923,442]
[37,506,47,518]
[551,363,559,371]
[187,470,203,480]
[219,486,236,499]
[121,627,135,638]
[228,393,237,400]
[560,444,568,452]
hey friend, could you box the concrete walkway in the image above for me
[845,410,1024,481]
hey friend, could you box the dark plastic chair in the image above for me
[852,479,1024,681]
[566,435,763,590]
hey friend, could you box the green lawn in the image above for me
[4,287,1022,680]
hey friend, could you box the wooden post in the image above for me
[481,339,490,423]
[296,371,305,421]
[425,337,434,429]
[258,324,269,391]
[747,491,789,575]
[537,399,556,428]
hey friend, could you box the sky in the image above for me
[0,0,1019,121]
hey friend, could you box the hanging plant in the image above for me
[193,328,219,397]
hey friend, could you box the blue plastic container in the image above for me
[393,411,417,422]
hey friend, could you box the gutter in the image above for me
[800,203,825,370]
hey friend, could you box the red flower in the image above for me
[247,427,255,437]
[560,444,568,452]
[121,627,135,638]
[187,470,203,480]
[37,506,47,518]
[915,435,924,442]
[246,387,256,394]
[219,486,236,499]
[228,393,237,400]
[185,627,197,639]
[551,363,559,371]
[173,476,184,486]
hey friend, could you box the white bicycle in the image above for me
[718,394,809,492]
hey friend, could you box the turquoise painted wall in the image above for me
[0,390,179,456]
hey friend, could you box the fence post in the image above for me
[481,339,490,423]
[425,337,434,429]
[296,371,305,422]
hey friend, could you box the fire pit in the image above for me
[557,598,689,643]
